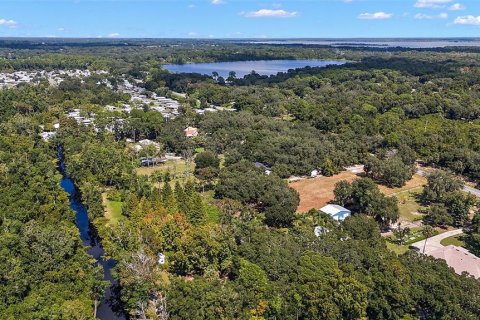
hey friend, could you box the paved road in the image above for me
[410,229,463,254]
[464,185,480,197]
[416,169,480,197]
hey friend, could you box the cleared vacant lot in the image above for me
[290,172,427,213]
[136,160,194,177]
[378,174,427,196]
[290,171,358,213]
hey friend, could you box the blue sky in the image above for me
[1,0,479,38]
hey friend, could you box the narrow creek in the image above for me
[58,147,124,319]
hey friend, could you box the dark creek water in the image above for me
[58,149,124,320]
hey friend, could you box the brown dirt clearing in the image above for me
[290,172,427,213]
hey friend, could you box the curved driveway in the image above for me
[410,229,463,254]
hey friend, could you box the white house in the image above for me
[320,204,351,221]
[105,105,116,112]
[158,253,165,265]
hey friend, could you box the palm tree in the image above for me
[422,225,435,254]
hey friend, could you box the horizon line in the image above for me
[0,37,479,41]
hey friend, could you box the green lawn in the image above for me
[440,234,466,247]
[103,193,123,226]
[386,242,409,255]
[396,189,426,223]
[202,190,220,224]
[136,160,196,184]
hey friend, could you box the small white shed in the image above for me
[320,204,351,221]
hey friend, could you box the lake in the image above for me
[163,59,346,78]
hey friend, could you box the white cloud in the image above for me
[0,19,17,27]
[414,0,452,9]
[241,9,298,18]
[188,31,198,36]
[57,27,65,32]
[211,0,222,4]
[454,15,480,25]
[448,3,465,10]
[358,12,393,20]
[188,4,196,8]
[107,33,120,38]
[414,12,448,19]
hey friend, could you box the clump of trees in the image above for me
[364,148,416,188]
[215,161,299,227]
[194,151,220,189]
[334,178,399,230]
[421,172,475,227]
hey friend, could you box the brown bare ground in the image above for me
[290,172,427,213]
[289,171,358,213]
[378,174,427,196]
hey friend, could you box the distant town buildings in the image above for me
[0,69,108,88]
[39,123,60,141]
[66,109,95,126]
[118,80,182,119]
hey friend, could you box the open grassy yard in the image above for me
[379,174,427,196]
[102,193,123,226]
[394,187,426,223]
[136,160,196,183]
[202,190,221,224]
[386,242,409,255]
[440,234,466,247]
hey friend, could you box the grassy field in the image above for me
[386,242,409,255]
[394,187,426,223]
[378,174,427,196]
[136,160,196,183]
[386,226,437,255]
[202,190,220,224]
[440,234,466,247]
[102,193,123,226]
